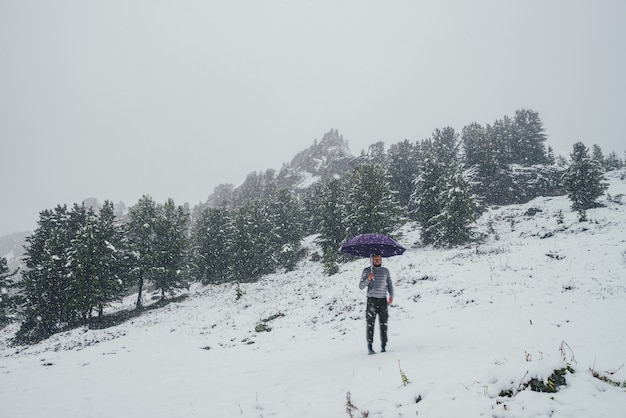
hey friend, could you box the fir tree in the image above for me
[462,122,489,168]
[431,127,460,166]
[151,199,190,300]
[17,205,79,342]
[604,151,623,171]
[490,116,513,165]
[190,207,231,284]
[410,157,449,243]
[423,166,479,247]
[90,201,127,317]
[228,200,273,282]
[471,122,515,205]
[388,139,420,207]
[267,189,305,271]
[511,109,549,165]
[315,178,347,256]
[322,247,340,276]
[562,142,609,213]
[344,164,403,238]
[0,257,19,326]
[127,195,159,309]
[591,144,605,170]
[67,204,103,321]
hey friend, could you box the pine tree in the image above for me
[228,200,273,282]
[315,178,347,256]
[410,157,449,243]
[127,195,159,309]
[151,199,190,300]
[424,166,479,247]
[591,144,605,170]
[322,247,340,276]
[190,207,231,284]
[431,127,460,166]
[0,257,19,326]
[17,205,77,342]
[490,116,513,165]
[388,139,420,207]
[511,109,549,165]
[462,122,489,168]
[267,189,305,271]
[66,204,102,322]
[469,122,515,205]
[91,201,127,317]
[604,150,623,171]
[562,142,609,213]
[344,164,403,238]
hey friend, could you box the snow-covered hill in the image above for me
[1,170,625,418]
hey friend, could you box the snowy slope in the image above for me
[1,169,625,418]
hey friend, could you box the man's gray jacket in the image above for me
[359,266,394,299]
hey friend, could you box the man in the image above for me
[359,253,394,355]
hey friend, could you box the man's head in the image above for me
[372,254,382,267]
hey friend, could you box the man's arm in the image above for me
[387,269,394,304]
[359,269,370,290]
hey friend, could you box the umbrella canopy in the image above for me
[340,233,406,258]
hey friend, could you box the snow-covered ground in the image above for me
[2,169,625,417]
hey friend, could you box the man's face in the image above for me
[373,255,382,266]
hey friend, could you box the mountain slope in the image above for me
[1,169,625,417]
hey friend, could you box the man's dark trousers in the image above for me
[366,297,388,346]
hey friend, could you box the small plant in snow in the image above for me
[607,193,624,204]
[559,340,577,364]
[398,360,411,386]
[556,209,564,224]
[589,363,625,388]
[235,282,245,301]
[345,391,369,417]
[486,216,499,240]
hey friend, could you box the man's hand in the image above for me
[367,273,374,281]
[388,296,393,305]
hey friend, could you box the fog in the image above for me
[1,0,624,236]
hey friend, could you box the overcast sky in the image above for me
[1,0,625,236]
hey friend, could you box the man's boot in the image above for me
[381,344,386,353]
[368,343,375,355]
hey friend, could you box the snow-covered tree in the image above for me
[127,195,159,309]
[68,201,126,320]
[267,189,305,271]
[314,178,347,256]
[388,139,421,207]
[151,199,190,299]
[511,109,549,165]
[190,207,231,284]
[0,257,19,326]
[462,122,489,168]
[562,142,609,214]
[228,200,273,282]
[431,127,460,166]
[592,144,605,171]
[410,157,449,243]
[422,166,479,247]
[16,205,83,342]
[91,201,127,315]
[344,164,403,238]
[603,150,624,171]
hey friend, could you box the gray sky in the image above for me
[1,0,625,236]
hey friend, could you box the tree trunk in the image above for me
[136,276,144,310]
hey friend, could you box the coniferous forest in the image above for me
[1,109,624,344]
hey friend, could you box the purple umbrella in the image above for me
[340,233,406,258]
